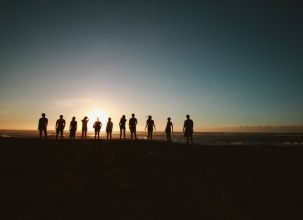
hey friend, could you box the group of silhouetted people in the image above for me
[38,113,194,144]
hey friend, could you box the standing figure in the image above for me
[93,118,102,139]
[69,117,77,139]
[119,115,127,140]
[145,115,156,141]
[56,115,66,139]
[38,113,48,139]
[183,114,194,144]
[129,113,137,140]
[106,117,113,140]
[165,117,173,143]
[81,116,89,139]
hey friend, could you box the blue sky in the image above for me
[0,0,302,131]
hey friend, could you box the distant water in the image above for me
[1,130,303,145]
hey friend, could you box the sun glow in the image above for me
[87,109,108,131]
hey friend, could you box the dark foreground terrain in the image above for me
[0,138,301,219]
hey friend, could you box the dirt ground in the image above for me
[0,138,301,219]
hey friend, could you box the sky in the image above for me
[0,0,302,131]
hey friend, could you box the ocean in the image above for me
[1,130,303,145]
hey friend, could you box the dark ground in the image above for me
[0,138,301,219]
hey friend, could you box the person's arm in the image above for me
[145,122,147,130]
[183,121,186,133]
[63,120,66,129]
[153,123,156,130]
[171,123,174,133]
[46,119,48,128]
[38,120,40,130]
[69,122,72,130]
[55,120,58,129]
[75,122,77,131]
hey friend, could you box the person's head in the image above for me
[122,115,125,119]
[148,115,152,119]
[97,117,99,121]
[60,115,63,119]
[167,117,171,121]
[108,117,111,121]
[186,114,190,119]
[42,113,45,118]
[132,113,135,118]
[84,116,88,120]
[72,117,76,121]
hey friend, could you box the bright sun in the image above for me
[87,109,108,131]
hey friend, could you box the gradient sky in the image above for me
[0,0,302,131]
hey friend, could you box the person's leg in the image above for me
[123,129,126,140]
[95,130,97,139]
[134,129,137,140]
[190,134,193,144]
[151,130,153,140]
[110,132,112,140]
[131,131,133,140]
[56,129,59,139]
[120,128,122,139]
[98,130,100,139]
[60,130,63,138]
[107,132,109,140]
[39,129,42,139]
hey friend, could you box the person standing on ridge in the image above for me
[165,117,173,143]
[145,115,156,141]
[38,113,48,139]
[81,116,89,139]
[129,113,137,140]
[93,118,102,139]
[69,117,77,139]
[106,117,113,140]
[119,115,127,140]
[183,114,194,144]
[56,115,66,139]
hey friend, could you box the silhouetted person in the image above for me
[81,116,89,139]
[106,117,113,140]
[119,115,127,140]
[129,113,137,140]
[69,117,77,139]
[56,115,66,139]
[93,118,102,139]
[183,114,194,144]
[165,117,173,143]
[38,113,48,139]
[145,115,156,141]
